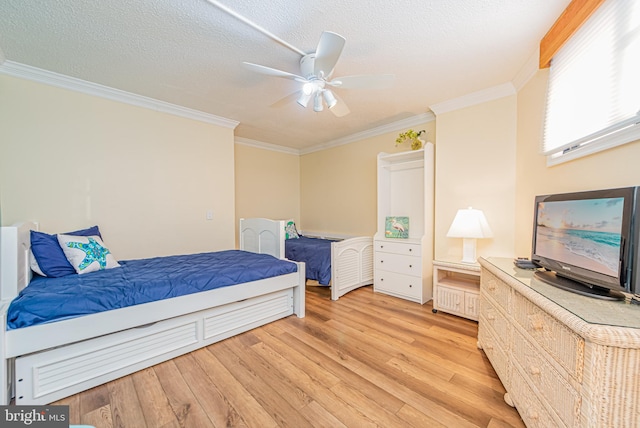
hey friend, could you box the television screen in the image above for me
[535,197,624,278]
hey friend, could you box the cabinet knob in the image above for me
[409,264,412,268]
[529,366,541,375]
[528,412,539,421]
[409,284,413,288]
[409,248,412,252]
[380,245,384,249]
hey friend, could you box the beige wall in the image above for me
[299,121,436,237]
[434,95,518,261]
[234,143,300,244]
[515,69,640,256]
[0,75,236,260]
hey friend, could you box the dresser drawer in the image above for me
[481,270,511,313]
[477,323,511,390]
[479,301,510,352]
[375,270,422,300]
[374,240,421,256]
[375,251,421,276]
[510,369,560,428]
[512,330,581,427]
[512,292,584,381]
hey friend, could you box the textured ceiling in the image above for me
[0,0,570,151]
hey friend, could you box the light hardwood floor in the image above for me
[54,285,525,427]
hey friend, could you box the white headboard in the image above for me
[0,222,36,302]
[239,218,285,259]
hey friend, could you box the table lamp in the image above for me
[446,207,493,263]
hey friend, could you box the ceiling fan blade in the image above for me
[270,91,301,108]
[313,31,346,77]
[328,74,395,89]
[242,62,306,81]
[330,92,350,117]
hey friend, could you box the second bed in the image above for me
[240,218,373,300]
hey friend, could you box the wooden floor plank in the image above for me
[52,286,524,428]
[173,353,246,428]
[131,367,178,428]
[106,376,147,428]
[152,359,215,428]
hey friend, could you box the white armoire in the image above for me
[374,144,434,304]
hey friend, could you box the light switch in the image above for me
[206,211,213,220]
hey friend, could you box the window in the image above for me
[543,0,640,165]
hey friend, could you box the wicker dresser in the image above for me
[478,257,640,428]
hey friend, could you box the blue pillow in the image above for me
[30,226,102,278]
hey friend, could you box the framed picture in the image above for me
[385,216,409,239]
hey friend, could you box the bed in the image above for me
[0,220,305,405]
[240,218,373,300]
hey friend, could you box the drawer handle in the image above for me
[488,285,496,291]
[380,260,384,263]
[528,411,539,421]
[532,321,544,331]
[409,284,413,288]
[485,344,494,350]
[487,314,496,321]
[409,264,412,268]
[529,366,541,375]
[380,245,384,249]
[409,248,412,252]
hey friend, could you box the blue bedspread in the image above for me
[7,250,297,330]
[285,236,333,285]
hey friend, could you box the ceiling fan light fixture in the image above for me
[297,91,312,107]
[313,92,324,112]
[323,90,337,109]
[302,82,315,95]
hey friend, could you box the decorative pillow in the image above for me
[284,219,300,239]
[30,226,102,277]
[57,234,120,275]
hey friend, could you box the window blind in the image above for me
[543,0,640,160]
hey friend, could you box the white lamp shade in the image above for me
[446,208,493,239]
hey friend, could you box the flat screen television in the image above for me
[531,187,639,300]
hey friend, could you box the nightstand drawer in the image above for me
[375,252,421,276]
[375,270,422,300]
[374,240,421,256]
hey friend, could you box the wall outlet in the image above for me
[206,210,213,220]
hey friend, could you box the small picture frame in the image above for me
[385,216,409,239]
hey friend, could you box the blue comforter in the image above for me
[285,236,333,285]
[7,250,297,330]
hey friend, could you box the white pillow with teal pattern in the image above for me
[285,219,300,239]
[57,234,121,274]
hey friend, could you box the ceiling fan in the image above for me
[207,0,394,116]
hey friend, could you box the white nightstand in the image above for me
[432,259,481,321]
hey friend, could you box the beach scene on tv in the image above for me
[535,197,624,277]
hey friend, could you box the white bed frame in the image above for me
[240,218,373,300]
[0,221,305,405]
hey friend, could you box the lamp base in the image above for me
[460,238,477,264]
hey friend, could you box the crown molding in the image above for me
[0,61,239,129]
[429,82,516,115]
[300,112,436,155]
[512,48,540,91]
[234,113,436,156]
[234,137,300,155]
